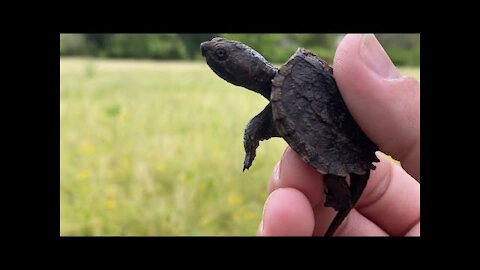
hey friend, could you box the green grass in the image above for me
[60,58,420,235]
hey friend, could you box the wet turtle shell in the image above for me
[271,48,379,176]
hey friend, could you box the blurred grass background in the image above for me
[60,34,420,236]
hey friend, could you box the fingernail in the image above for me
[272,162,280,183]
[261,193,273,233]
[273,147,288,183]
[360,34,401,79]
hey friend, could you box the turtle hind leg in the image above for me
[349,172,370,206]
[243,103,279,171]
[323,174,352,237]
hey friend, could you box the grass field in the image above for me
[60,58,420,236]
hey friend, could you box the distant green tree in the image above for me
[84,34,110,55]
[377,34,420,66]
[60,34,90,55]
[103,34,187,59]
[59,33,419,66]
[178,34,218,59]
[289,34,340,63]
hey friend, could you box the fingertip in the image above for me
[261,188,315,236]
[268,161,281,193]
[274,147,325,206]
[333,34,363,70]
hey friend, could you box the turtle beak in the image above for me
[200,41,208,57]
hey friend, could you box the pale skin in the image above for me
[257,34,420,236]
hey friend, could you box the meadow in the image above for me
[60,58,420,236]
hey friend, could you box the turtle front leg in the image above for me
[243,103,279,171]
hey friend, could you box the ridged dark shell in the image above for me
[271,48,379,176]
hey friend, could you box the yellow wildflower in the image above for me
[105,199,117,209]
[80,143,96,154]
[227,192,243,207]
[243,210,257,221]
[79,169,90,181]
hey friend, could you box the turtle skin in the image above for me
[200,38,379,236]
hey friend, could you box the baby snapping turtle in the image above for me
[201,37,379,236]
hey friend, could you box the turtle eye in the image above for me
[215,48,227,60]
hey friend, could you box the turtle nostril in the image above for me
[200,42,207,56]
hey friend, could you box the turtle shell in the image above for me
[271,48,379,176]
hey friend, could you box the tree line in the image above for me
[60,34,419,66]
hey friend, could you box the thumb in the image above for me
[333,34,420,181]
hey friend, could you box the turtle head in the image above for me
[201,37,277,99]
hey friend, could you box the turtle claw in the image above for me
[242,142,256,172]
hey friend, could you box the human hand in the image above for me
[257,34,420,236]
